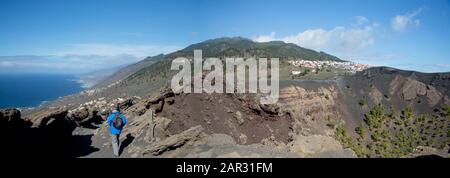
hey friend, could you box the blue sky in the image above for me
[0,0,449,73]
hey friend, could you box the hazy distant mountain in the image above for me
[92,54,165,88]
[76,65,125,88]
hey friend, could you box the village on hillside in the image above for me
[287,60,370,75]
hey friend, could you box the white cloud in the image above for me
[281,29,330,50]
[0,55,142,74]
[253,21,377,53]
[57,43,182,57]
[253,32,277,43]
[0,61,14,67]
[391,8,423,31]
[0,43,183,74]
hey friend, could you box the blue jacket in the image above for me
[107,111,127,135]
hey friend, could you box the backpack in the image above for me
[112,113,124,129]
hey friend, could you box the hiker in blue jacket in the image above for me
[107,104,127,156]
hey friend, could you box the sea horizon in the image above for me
[0,73,85,109]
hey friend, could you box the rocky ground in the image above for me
[80,83,357,158]
[2,82,358,158]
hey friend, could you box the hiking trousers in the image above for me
[111,134,120,156]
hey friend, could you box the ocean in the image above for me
[0,73,85,109]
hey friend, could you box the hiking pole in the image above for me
[150,109,156,143]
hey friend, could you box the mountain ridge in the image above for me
[170,37,343,61]
[93,37,343,89]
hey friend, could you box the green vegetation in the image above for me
[335,124,367,157]
[335,125,354,148]
[299,69,311,77]
[364,104,385,129]
[334,105,449,158]
[286,66,351,80]
[355,123,366,139]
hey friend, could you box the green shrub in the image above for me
[364,105,385,129]
[339,104,447,158]
[355,123,366,139]
[402,107,414,122]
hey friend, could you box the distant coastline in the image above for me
[71,78,93,89]
[0,73,85,109]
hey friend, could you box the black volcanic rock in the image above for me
[31,109,76,136]
[0,108,31,129]
[1,108,98,158]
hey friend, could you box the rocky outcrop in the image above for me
[400,77,443,106]
[234,94,281,116]
[402,78,427,100]
[279,85,338,136]
[142,125,205,156]
[28,108,76,136]
[145,116,172,143]
[1,108,98,158]
[289,134,356,158]
[0,108,29,129]
[239,133,248,144]
[401,146,449,158]
[0,108,21,122]
[142,132,355,158]
[389,75,403,96]
[425,85,443,106]
[68,107,90,125]
[183,134,298,158]
[118,98,136,110]
[64,97,137,128]
[130,86,175,115]
[368,87,383,104]
[233,111,244,125]
[259,104,280,115]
